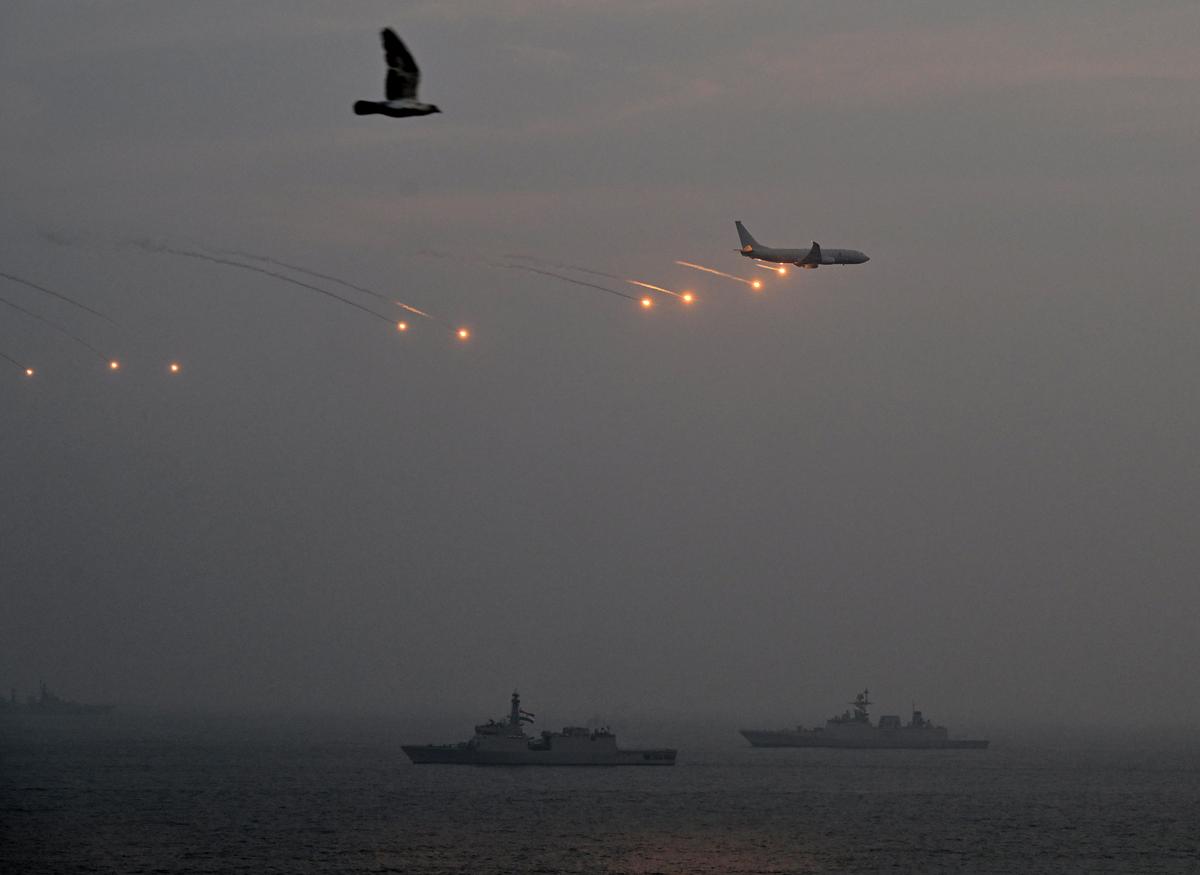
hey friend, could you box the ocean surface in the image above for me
[2,713,1197,874]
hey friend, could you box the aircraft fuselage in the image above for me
[735,221,869,268]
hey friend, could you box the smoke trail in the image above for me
[505,254,625,282]
[754,262,787,275]
[505,263,639,302]
[674,261,758,287]
[0,270,118,326]
[0,350,34,375]
[0,294,111,361]
[504,255,687,302]
[135,243,396,325]
[210,248,435,320]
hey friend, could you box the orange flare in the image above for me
[457,327,471,340]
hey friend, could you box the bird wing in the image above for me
[381,28,420,100]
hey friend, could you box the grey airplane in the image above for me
[735,221,869,269]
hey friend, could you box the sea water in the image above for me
[2,714,1196,873]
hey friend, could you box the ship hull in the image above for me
[740,730,988,750]
[403,745,677,765]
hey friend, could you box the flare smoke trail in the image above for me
[0,294,111,361]
[508,255,686,300]
[754,262,786,274]
[0,270,118,326]
[505,255,624,282]
[674,261,757,286]
[505,264,638,302]
[421,249,637,305]
[0,350,33,374]
[211,249,434,320]
[135,244,395,325]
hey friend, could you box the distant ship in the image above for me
[403,691,677,765]
[0,682,114,716]
[740,689,988,750]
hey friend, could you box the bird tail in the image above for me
[353,101,382,116]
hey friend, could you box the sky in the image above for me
[1,1,1198,733]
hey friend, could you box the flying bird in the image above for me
[353,28,441,118]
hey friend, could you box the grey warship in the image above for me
[0,682,114,716]
[403,692,677,765]
[741,690,988,750]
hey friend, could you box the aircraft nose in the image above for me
[860,253,870,263]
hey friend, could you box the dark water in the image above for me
[2,715,1197,874]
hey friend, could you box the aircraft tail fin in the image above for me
[734,221,759,252]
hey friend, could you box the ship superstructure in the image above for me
[403,691,677,765]
[740,689,988,750]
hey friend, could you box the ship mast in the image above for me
[850,689,872,723]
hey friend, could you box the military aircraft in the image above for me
[735,221,868,269]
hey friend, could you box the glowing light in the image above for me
[640,297,653,308]
[168,362,181,373]
[752,280,763,290]
[675,261,758,287]
[397,321,409,332]
[778,266,788,276]
[24,367,34,377]
[109,360,120,371]
[681,292,695,304]
[457,328,471,340]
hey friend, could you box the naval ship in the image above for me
[0,683,114,716]
[403,692,677,765]
[740,690,988,750]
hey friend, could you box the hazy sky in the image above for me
[2,1,1198,731]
